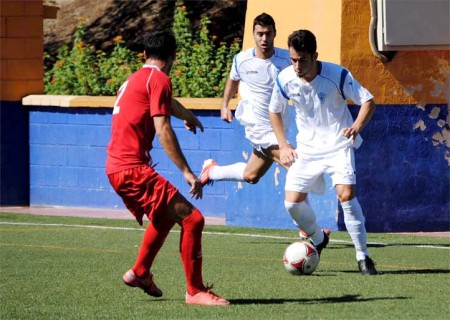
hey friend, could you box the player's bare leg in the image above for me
[200,147,274,185]
[242,149,274,184]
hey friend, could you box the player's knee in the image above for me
[339,194,354,203]
[338,188,355,203]
[243,172,260,184]
[191,209,205,227]
[182,208,205,231]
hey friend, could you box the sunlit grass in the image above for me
[0,213,449,320]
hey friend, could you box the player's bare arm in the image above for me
[171,98,204,134]
[153,115,203,199]
[269,111,297,167]
[220,78,240,123]
[342,99,376,142]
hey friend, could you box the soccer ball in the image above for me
[283,241,320,275]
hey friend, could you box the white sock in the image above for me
[341,198,369,261]
[209,162,246,181]
[284,201,323,245]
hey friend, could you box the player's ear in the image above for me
[313,52,318,60]
[143,51,147,60]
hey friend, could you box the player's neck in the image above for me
[254,47,275,59]
[302,61,321,82]
[145,59,170,75]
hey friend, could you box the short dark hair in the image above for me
[288,30,317,53]
[253,13,276,32]
[143,30,177,61]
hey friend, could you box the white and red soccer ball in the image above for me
[283,241,320,275]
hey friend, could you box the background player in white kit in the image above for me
[269,29,378,275]
[199,13,290,186]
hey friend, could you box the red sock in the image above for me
[133,215,175,278]
[180,209,205,295]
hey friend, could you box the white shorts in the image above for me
[285,147,357,194]
[244,125,279,152]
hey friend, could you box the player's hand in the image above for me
[221,106,234,123]
[280,145,297,168]
[184,118,204,134]
[184,172,203,200]
[342,127,359,143]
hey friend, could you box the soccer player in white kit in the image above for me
[199,13,291,185]
[269,30,378,275]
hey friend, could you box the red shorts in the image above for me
[107,166,179,226]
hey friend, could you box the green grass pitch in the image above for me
[0,212,449,320]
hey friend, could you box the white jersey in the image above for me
[231,47,291,129]
[269,61,373,156]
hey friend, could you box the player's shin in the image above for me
[133,216,175,278]
[284,200,323,244]
[180,209,205,295]
[341,197,369,260]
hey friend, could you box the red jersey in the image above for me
[106,65,172,174]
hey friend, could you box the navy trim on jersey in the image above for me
[274,48,280,58]
[339,69,349,100]
[316,74,341,97]
[316,63,348,101]
[276,77,290,100]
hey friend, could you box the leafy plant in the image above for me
[44,3,242,97]
[96,36,144,95]
[45,21,143,96]
[170,1,241,97]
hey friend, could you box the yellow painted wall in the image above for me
[243,0,342,64]
[245,0,449,105]
[341,0,449,105]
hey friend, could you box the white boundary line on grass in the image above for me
[1,221,449,250]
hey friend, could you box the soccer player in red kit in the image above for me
[106,30,229,306]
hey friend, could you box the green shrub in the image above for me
[96,36,144,95]
[44,3,241,97]
[44,22,143,96]
[170,2,241,97]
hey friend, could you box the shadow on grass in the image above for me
[229,294,409,305]
[256,240,450,249]
[340,269,450,275]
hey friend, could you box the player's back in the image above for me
[106,66,172,174]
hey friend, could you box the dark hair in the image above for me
[143,30,177,61]
[288,30,317,53]
[253,13,276,32]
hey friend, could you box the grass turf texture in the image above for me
[0,212,449,320]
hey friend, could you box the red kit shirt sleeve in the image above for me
[106,66,172,174]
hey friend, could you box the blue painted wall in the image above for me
[23,104,450,232]
[350,104,449,232]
